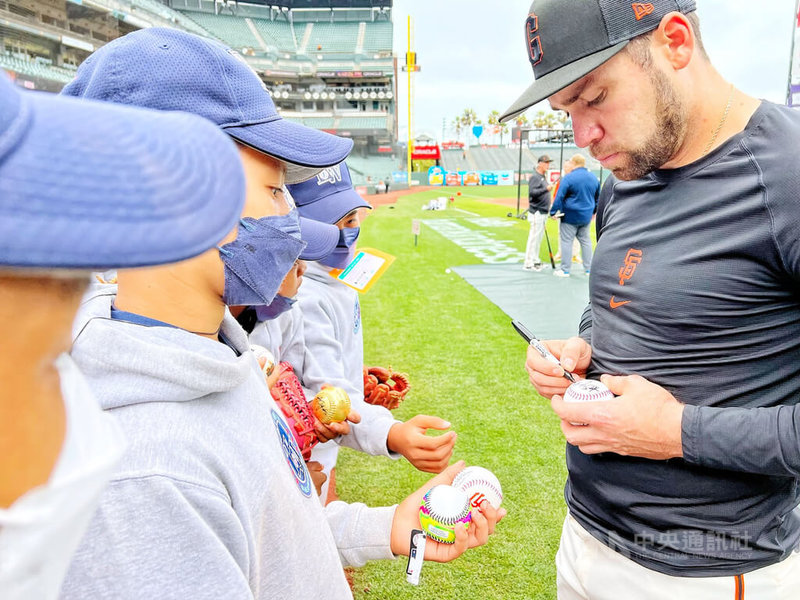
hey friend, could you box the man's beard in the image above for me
[598,68,687,181]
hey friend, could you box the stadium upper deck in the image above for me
[170,0,396,155]
[0,0,397,158]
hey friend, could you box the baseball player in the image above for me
[505,0,800,597]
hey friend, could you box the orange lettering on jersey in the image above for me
[618,248,642,286]
[632,3,655,21]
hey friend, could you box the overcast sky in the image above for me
[391,0,799,141]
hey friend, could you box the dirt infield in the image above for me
[362,186,435,206]
[363,186,520,208]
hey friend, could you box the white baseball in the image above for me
[563,379,614,426]
[563,379,614,403]
[452,466,503,509]
[250,344,275,377]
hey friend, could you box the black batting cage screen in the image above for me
[232,0,392,7]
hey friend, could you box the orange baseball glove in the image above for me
[362,366,411,410]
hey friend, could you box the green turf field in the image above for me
[338,186,572,600]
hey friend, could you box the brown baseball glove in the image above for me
[362,366,411,410]
[270,362,319,461]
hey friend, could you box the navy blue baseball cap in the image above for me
[298,217,339,261]
[500,0,696,122]
[288,162,371,225]
[281,185,339,260]
[0,73,244,270]
[62,28,353,184]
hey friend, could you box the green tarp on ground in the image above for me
[452,264,590,341]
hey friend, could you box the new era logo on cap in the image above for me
[632,3,655,20]
[316,165,343,186]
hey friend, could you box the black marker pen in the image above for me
[512,320,577,383]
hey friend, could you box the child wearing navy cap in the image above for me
[288,162,458,503]
[0,71,246,600]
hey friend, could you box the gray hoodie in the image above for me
[61,287,395,600]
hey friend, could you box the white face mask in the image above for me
[0,353,125,600]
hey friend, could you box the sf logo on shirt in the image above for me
[610,248,642,309]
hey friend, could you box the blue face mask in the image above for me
[217,210,306,306]
[254,294,296,321]
[319,227,360,270]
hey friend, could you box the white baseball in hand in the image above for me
[563,379,614,425]
[452,466,503,509]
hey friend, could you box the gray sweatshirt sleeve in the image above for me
[299,291,401,458]
[679,161,800,478]
[324,501,397,567]
[278,311,306,372]
[682,404,800,477]
[61,475,252,600]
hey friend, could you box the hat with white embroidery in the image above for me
[288,163,372,225]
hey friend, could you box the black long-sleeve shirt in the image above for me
[527,170,550,213]
[572,101,800,576]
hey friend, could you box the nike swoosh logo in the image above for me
[609,296,631,309]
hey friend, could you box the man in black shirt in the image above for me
[502,0,800,596]
[523,154,553,271]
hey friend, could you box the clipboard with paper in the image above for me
[327,247,395,293]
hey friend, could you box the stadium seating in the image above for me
[361,22,392,54]
[344,155,400,185]
[305,22,360,53]
[0,52,75,85]
[250,18,296,51]
[181,12,260,50]
[337,115,388,130]
[176,11,391,57]
[440,149,473,172]
[469,147,525,171]
[284,116,336,128]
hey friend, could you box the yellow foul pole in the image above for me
[406,15,413,186]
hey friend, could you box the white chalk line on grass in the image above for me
[420,218,524,264]
[451,207,480,216]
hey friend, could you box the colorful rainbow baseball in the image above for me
[418,485,472,544]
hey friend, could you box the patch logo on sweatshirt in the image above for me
[353,297,361,335]
[271,409,312,497]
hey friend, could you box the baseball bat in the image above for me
[543,225,556,269]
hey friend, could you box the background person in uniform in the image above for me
[549,154,598,277]
[523,154,553,271]
[501,0,800,597]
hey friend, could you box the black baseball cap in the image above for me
[538,155,552,163]
[500,0,696,122]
